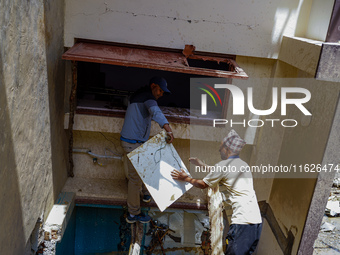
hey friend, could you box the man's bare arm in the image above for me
[171,169,209,189]
[189,157,213,172]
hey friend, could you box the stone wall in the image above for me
[0,0,67,254]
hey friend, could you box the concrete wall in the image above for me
[305,0,335,41]
[219,36,339,253]
[0,0,67,254]
[64,123,226,206]
[248,38,339,253]
[268,70,339,255]
[232,56,276,202]
[44,1,69,202]
[64,0,318,58]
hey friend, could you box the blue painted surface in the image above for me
[75,206,129,254]
[56,206,132,255]
[76,204,124,209]
[56,207,76,255]
[56,192,75,205]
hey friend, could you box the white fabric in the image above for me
[203,158,262,225]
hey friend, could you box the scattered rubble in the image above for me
[313,173,340,254]
[35,222,58,255]
[36,240,57,255]
[145,220,181,255]
[326,200,340,217]
[320,222,336,232]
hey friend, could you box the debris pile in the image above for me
[313,174,340,254]
[145,220,181,255]
[325,200,340,217]
[333,177,340,188]
[118,209,131,252]
[35,224,58,255]
[320,222,335,232]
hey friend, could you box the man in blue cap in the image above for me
[120,76,174,224]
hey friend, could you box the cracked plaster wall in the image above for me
[64,0,316,58]
[0,0,67,254]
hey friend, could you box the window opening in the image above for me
[63,41,248,124]
[186,58,230,71]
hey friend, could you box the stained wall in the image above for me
[0,0,68,254]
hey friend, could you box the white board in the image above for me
[127,130,193,212]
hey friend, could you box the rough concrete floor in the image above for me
[313,185,340,255]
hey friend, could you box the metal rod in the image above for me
[73,148,122,160]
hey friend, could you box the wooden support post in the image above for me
[208,185,224,255]
[67,60,77,177]
[128,222,144,255]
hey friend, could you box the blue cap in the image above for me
[149,76,171,94]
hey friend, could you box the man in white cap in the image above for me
[171,129,262,255]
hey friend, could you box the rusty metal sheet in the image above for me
[62,42,248,79]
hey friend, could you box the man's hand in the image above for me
[171,168,189,181]
[171,168,209,189]
[189,157,205,167]
[163,124,174,143]
[166,132,174,144]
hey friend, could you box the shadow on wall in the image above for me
[270,0,303,58]
[43,0,69,201]
[0,47,26,254]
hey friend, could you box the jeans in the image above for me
[225,223,262,255]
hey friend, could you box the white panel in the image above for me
[128,130,193,212]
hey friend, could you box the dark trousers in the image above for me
[225,223,262,255]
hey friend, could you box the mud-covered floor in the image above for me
[313,181,340,255]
